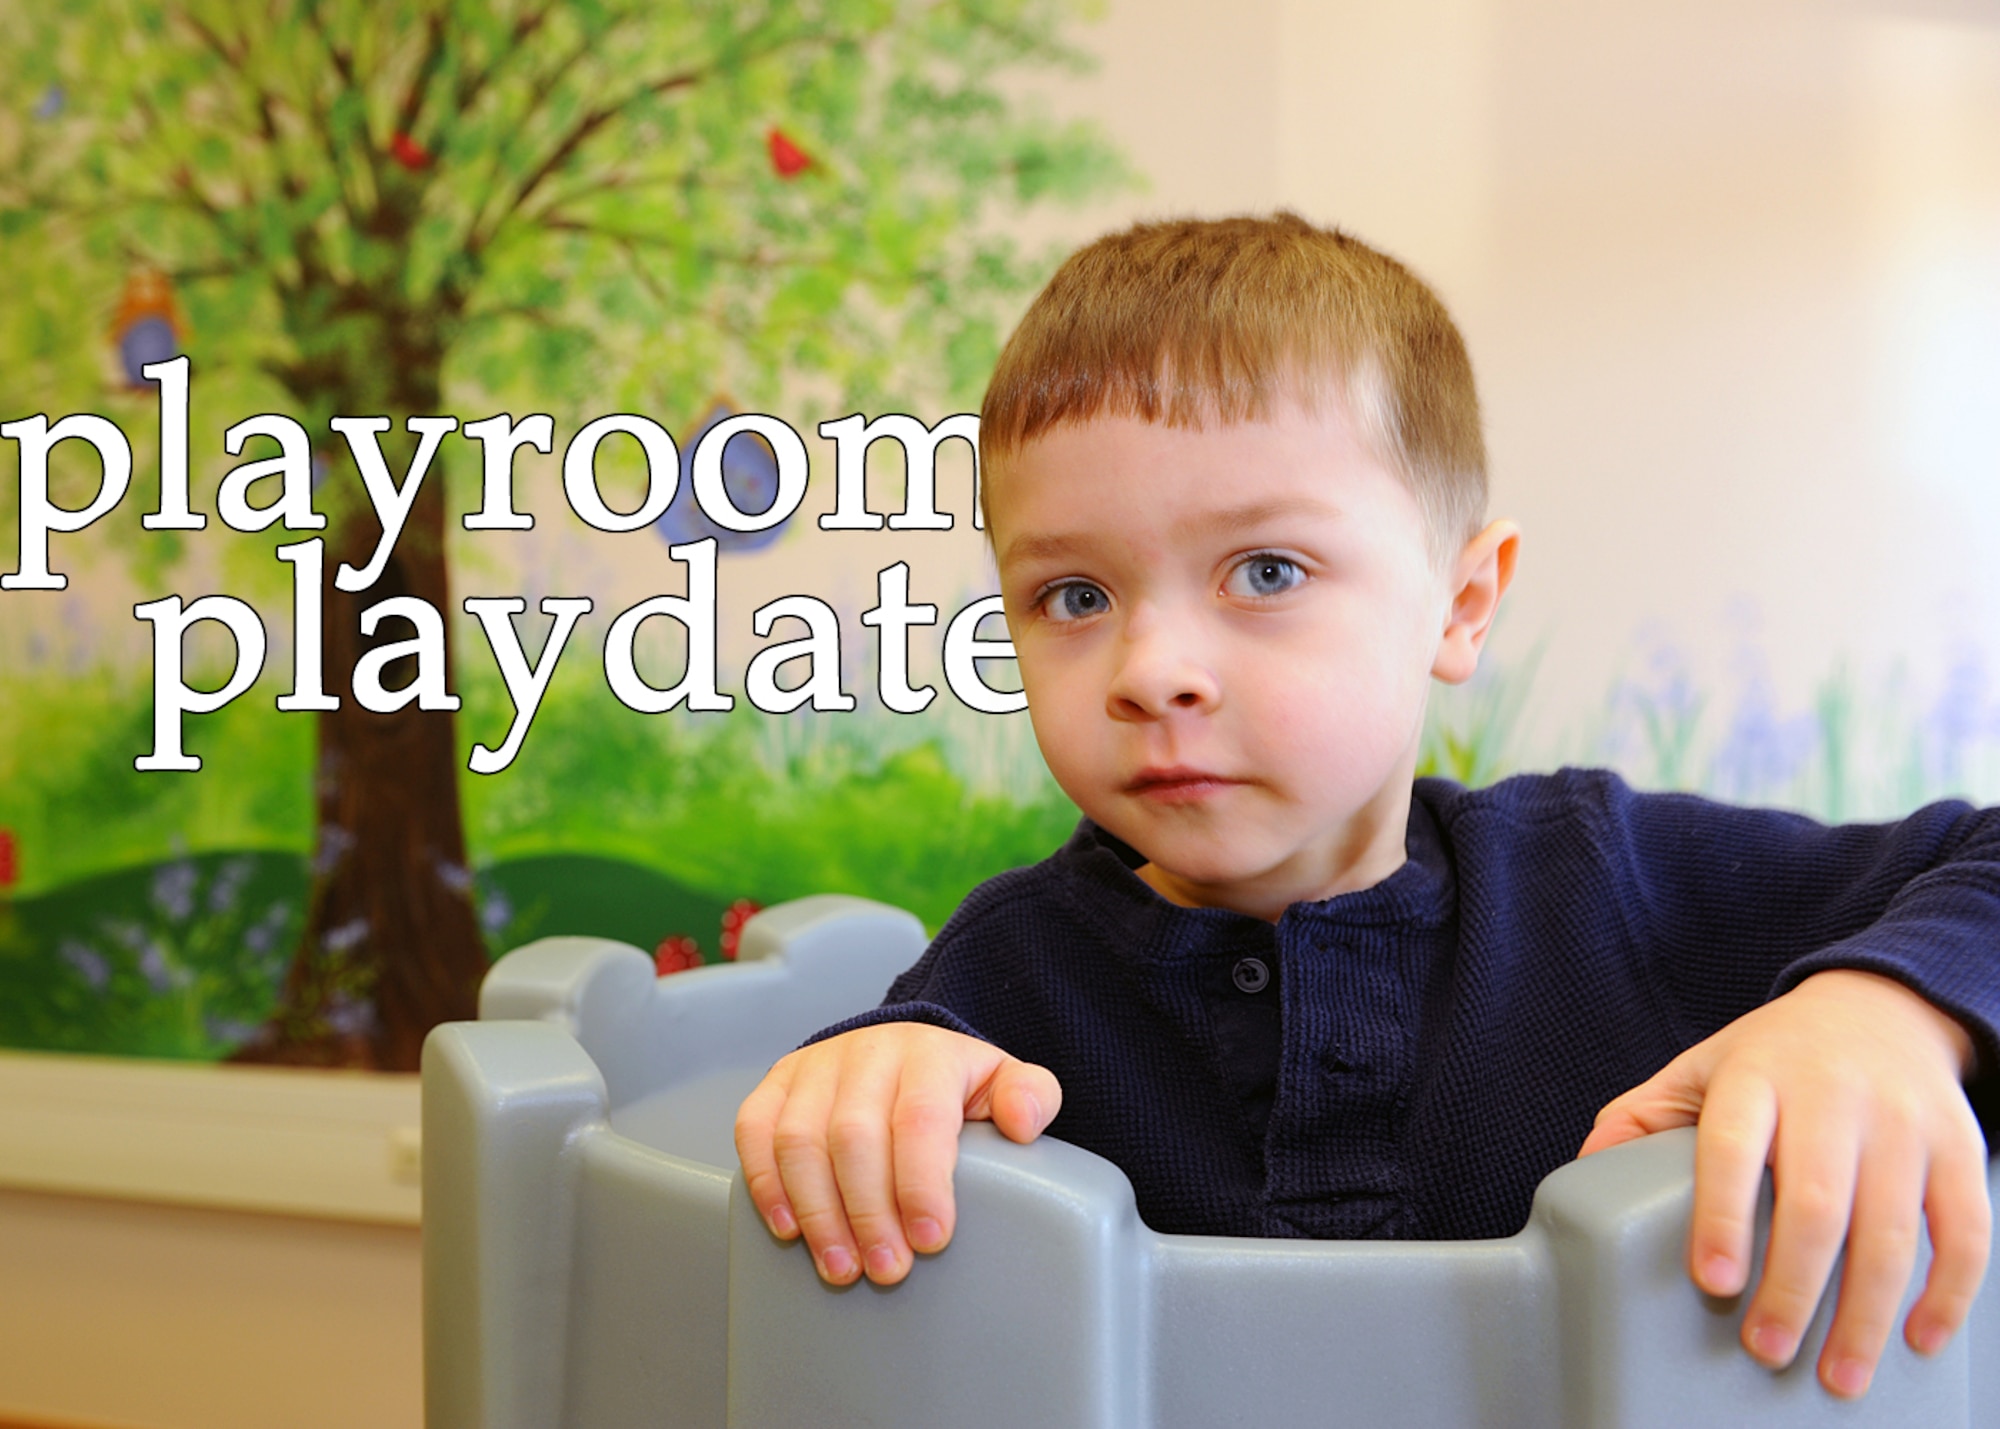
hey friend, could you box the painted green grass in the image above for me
[0,646,1083,1058]
[0,850,305,1059]
[0,668,314,898]
[0,645,1080,930]
[0,849,766,1059]
[457,660,1079,932]
[476,854,739,963]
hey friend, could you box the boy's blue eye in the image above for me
[1225,554,1304,599]
[1043,581,1109,622]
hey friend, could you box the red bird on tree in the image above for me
[389,130,431,171]
[766,126,810,178]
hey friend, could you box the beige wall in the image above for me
[0,1054,421,1429]
[1036,0,2000,801]
[0,1189,420,1429]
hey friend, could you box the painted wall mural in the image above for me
[4,1,1999,1074]
[0,0,1125,1070]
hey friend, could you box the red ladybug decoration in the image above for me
[719,899,763,961]
[653,934,703,975]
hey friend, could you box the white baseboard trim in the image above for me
[0,1049,420,1225]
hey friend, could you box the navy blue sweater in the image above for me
[814,770,2000,1242]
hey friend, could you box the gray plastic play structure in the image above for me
[424,895,2000,1428]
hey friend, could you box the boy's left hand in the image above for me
[1579,968,1990,1400]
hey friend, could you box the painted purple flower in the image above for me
[151,859,197,922]
[208,857,253,916]
[1926,652,1992,791]
[313,824,357,877]
[1710,680,1816,802]
[323,995,379,1039]
[321,916,369,955]
[61,939,110,991]
[479,888,514,936]
[138,938,189,994]
[204,1016,260,1044]
[244,901,291,958]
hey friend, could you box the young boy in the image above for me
[735,214,1997,1400]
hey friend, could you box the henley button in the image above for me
[1231,956,1271,994]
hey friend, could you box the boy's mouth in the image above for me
[1126,766,1241,801]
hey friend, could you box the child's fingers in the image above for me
[734,1061,800,1239]
[1906,1131,1994,1356]
[1578,1046,1708,1158]
[982,1057,1062,1144]
[1815,1128,1926,1398]
[770,1065,866,1285]
[1741,1120,1860,1370]
[1687,1072,1777,1297]
[889,1050,972,1256]
[824,1050,918,1286]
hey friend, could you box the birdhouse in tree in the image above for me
[654,401,792,555]
[110,269,184,390]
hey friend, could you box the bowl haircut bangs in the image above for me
[979,212,1488,567]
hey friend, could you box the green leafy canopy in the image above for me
[0,0,1131,497]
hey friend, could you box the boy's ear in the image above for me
[1431,520,1520,685]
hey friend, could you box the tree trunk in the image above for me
[234,377,488,1072]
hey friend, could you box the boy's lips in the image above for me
[1126,766,1243,800]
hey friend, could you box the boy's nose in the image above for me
[1106,621,1220,720]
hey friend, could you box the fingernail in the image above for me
[864,1243,899,1280]
[1021,1092,1044,1128]
[768,1204,796,1237]
[1748,1321,1796,1366]
[908,1215,944,1252]
[820,1245,854,1281]
[1914,1322,1950,1357]
[1699,1252,1735,1293]
[1827,1356,1872,1398]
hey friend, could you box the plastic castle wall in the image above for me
[423,896,1999,1429]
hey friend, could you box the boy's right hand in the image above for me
[734,1023,1062,1286]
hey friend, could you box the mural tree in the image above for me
[0,0,1121,1069]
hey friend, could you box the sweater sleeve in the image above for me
[801,999,990,1048]
[794,874,1032,1049]
[1583,770,2000,1080]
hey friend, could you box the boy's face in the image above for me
[988,400,1505,920]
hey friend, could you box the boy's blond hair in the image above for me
[980,213,1487,563]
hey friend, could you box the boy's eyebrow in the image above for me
[997,531,1091,566]
[1000,497,1346,567]
[1179,495,1345,537]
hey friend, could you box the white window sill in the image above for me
[0,1049,420,1225]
